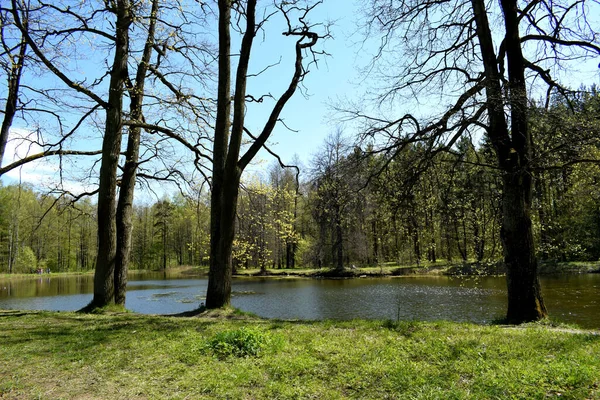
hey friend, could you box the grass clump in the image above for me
[207,327,275,358]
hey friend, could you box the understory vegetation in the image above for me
[0,310,598,399]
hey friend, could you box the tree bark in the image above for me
[471,0,547,323]
[88,0,131,309]
[114,0,158,305]
[206,0,234,309]
[0,19,27,167]
[206,0,320,308]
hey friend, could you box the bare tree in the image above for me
[205,0,328,308]
[111,0,157,306]
[7,0,214,309]
[355,0,600,323]
[0,5,27,167]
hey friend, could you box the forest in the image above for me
[2,89,600,275]
[1,0,600,324]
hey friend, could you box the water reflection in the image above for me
[0,273,598,329]
[0,275,94,298]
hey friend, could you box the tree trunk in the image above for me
[114,0,158,306]
[502,172,546,322]
[87,0,131,310]
[206,169,241,308]
[206,0,233,309]
[0,18,27,167]
[471,0,547,323]
[206,0,319,308]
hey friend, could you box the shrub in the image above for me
[15,246,37,273]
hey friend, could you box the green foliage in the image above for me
[0,185,97,273]
[530,88,600,261]
[206,327,280,359]
[294,237,314,268]
[14,246,36,273]
[2,89,599,273]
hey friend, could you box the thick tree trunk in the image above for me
[206,0,317,307]
[87,0,130,309]
[206,170,240,308]
[502,172,547,322]
[206,0,233,309]
[500,0,547,323]
[114,0,158,306]
[471,0,547,323]
[114,143,136,305]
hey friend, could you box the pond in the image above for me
[0,273,598,328]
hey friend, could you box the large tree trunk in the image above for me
[114,0,158,306]
[87,0,130,309]
[502,172,546,322]
[499,0,547,322]
[471,0,547,323]
[206,0,233,309]
[206,169,241,308]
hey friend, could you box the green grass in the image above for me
[539,260,600,274]
[0,310,598,399]
[233,263,446,278]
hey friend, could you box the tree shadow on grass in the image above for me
[0,310,218,357]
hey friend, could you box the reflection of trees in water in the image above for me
[1,275,600,328]
[0,275,94,298]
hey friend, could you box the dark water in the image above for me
[0,273,598,328]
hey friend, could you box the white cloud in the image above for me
[2,128,52,180]
[1,128,95,195]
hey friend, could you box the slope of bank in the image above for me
[1,310,598,399]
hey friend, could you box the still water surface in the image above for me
[0,273,598,328]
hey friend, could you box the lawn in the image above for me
[0,310,598,399]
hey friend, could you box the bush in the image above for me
[15,246,37,273]
[207,327,277,359]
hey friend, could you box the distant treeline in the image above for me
[1,92,599,273]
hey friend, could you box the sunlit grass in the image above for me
[234,261,451,277]
[0,310,598,399]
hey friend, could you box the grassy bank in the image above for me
[2,260,597,281]
[0,310,598,399]
[234,260,600,279]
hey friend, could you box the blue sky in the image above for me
[2,0,599,197]
[2,0,365,194]
[241,0,364,172]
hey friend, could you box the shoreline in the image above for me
[232,260,600,279]
[1,260,598,281]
